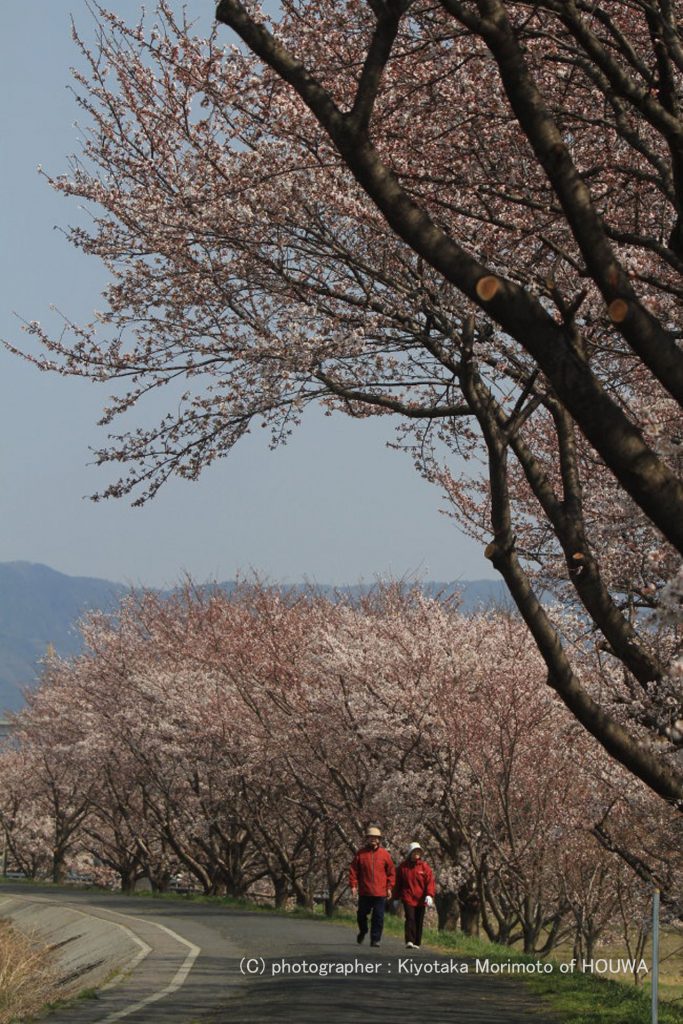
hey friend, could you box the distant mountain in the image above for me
[0,562,508,714]
[0,563,127,713]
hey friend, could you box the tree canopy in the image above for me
[9,1,683,803]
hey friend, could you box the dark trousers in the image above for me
[357,895,386,943]
[404,903,426,946]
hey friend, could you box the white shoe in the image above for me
[406,942,415,948]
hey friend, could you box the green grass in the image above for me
[44,986,100,1010]
[417,925,683,1024]
[524,967,682,1024]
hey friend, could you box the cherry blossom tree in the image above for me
[7,664,99,883]
[79,608,266,896]
[9,1,683,803]
[0,750,53,879]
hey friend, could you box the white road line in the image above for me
[98,927,200,1023]
[99,938,151,992]
[0,893,201,1022]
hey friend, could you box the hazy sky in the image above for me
[0,2,495,589]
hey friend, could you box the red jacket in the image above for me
[349,846,396,897]
[393,858,436,907]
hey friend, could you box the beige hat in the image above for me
[406,841,422,855]
[366,826,382,837]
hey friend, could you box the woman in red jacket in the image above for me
[393,841,436,948]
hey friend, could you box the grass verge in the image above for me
[0,918,60,1024]
[423,927,683,1024]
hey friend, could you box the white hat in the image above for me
[366,826,382,837]
[406,841,423,855]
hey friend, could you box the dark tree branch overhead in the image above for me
[216,0,683,560]
[458,325,683,807]
[467,0,683,399]
[315,370,470,418]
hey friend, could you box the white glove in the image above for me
[424,895,434,908]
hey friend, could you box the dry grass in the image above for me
[0,918,60,1024]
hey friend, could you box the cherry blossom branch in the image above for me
[215,0,683,556]
[458,328,683,806]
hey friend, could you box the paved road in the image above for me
[1,886,560,1024]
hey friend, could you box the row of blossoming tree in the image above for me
[1,583,679,959]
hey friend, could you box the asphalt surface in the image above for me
[1,885,560,1024]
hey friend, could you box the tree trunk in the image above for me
[52,850,67,884]
[119,867,136,894]
[458,882,481,936]
[436,891,459,931]
[295,889,314,910]
[273,875,289,908]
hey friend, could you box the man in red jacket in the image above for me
[393,841,436,949]
[349,826,396,947]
